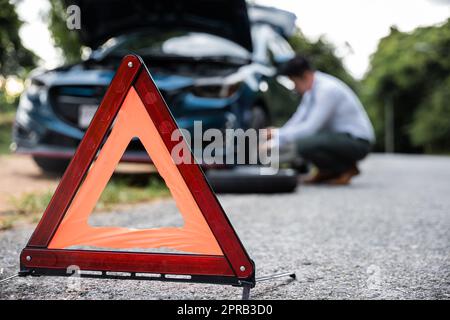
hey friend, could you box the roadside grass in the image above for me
[95,175,170,211]
[0,111,14,155]
[1,174,170,230]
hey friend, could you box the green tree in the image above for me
[288,30,357,90]
[410,77,450,153]
[0,0,36,76]
[363,20,450,153]
[0,0,37,110]
[47,0,82,64]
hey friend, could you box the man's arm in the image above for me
[264,98,307,141]
[277,88,338,145]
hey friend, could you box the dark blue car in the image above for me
[13,0,300,173]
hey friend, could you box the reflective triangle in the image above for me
[20,55,254,286]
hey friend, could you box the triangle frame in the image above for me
[20,55,255,287]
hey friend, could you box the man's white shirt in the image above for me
[276,71,375,147]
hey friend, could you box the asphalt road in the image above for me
[1,154,449,299]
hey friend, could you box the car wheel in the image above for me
[206,166,298,194]
[33,156,70,175]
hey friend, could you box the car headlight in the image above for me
[191,81,242,98]
[25,78,46,101]
[19,78,50,115]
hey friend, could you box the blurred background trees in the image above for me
[362,19,450,154]
[0,0,37,153]
[0,0,36,110]
[48,0,82,64]
[0,0,36,76]
[288,30,357,91]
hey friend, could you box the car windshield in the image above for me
[100,31,251,61]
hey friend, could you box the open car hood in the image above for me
[65,0,253,52]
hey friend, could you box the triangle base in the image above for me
[20,248,255,287]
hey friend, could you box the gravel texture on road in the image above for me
[1,154,449,299]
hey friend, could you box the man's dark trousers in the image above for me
[296,132,371,174]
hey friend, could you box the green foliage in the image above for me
[410,77,450,153]
[0,111,14,154]
[9,189,54,215]
[0,0,37,77]
[0,0,37,117]
[363,20,450,153]
[288,30,358,90]
[0,90,18,111]
[95,176,169,211]
[47,0,82,63]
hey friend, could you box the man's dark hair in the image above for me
[278,55,313,77]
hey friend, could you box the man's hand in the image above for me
[259,139,272,154]
[264,127,277,141]
[259,127,278,154]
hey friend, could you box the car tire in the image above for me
[206,166,298,194]
[33,156,70,175]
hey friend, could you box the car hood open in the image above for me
[65,0,253,52]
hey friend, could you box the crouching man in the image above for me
[267,55,375,185]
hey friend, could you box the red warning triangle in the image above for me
[20,55,254,287]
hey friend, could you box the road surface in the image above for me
[0,154,449,299]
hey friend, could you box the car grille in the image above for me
[49,85,175,130]
[49,85,107,129]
